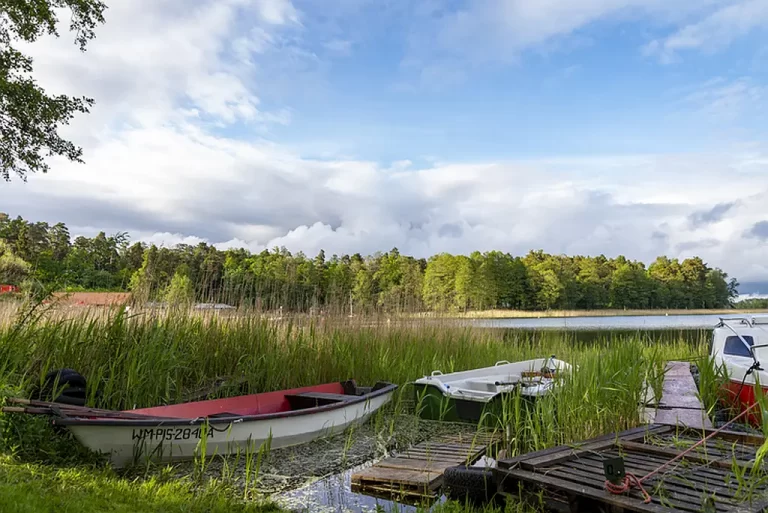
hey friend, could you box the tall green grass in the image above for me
[0,304,712,512]
[0,306,703,412]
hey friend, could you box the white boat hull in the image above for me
[66,391,394,467]
[414,357,572,403]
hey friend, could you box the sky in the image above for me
[1,0,768,288]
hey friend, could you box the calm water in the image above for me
[467,313,741,330]
[276,461,444,513]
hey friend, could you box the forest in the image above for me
[0,212,741,312]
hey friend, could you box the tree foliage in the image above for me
[0,0,107,181]
[0,212,742,312]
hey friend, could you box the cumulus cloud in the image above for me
[748,221,768,240]
[688,202,736,228]
[5,137,768,280]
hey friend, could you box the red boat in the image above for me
[711,315,768,425]
[5,379,397,467]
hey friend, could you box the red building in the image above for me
[0,285,19,294]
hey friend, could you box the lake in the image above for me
[466,313,745,330]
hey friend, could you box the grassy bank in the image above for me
[0,304,713,512]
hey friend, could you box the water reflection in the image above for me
[277,461,445,513]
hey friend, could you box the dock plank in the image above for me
[655,361,713,429]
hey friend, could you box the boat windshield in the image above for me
[723,335,754,357]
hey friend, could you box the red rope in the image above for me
[604,400,760,503]
[605,472,652,503]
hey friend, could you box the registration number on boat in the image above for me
[131,427,215,442]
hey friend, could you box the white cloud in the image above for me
[644,0,768,63]
[397,0,764,86]
[323,39,353,56]
[5,127,768,280]
[680,77,764,121]
[2,0,768,287]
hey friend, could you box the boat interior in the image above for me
[417,358,568,400]
[127,380,394,420]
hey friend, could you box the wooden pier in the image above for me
[351,430,502,502]
[494,423,768,512]
[653,361,713,430]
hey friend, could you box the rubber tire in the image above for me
[34,368,88,406]
[443,465,497,505]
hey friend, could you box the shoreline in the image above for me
[408,308,768,320]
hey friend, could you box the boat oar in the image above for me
[1,406,54,415]
[3,398,176,420]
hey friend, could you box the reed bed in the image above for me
[0,303,716,512]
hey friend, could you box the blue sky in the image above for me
[1,0,768,285]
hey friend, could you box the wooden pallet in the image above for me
[351,430,502,502]
[494,424,768,512]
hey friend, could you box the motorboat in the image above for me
[711,315,768,425]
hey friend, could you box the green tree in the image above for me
[610,263,650,309]
[0,239,29,284]
[422,253,458,311]
[0,0,107,181]
[164,265,194,307]
[129,245,158,304]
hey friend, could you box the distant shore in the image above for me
[410,308,768,319]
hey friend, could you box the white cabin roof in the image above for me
[717,314,768,327]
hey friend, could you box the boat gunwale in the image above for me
[52,382,398,427]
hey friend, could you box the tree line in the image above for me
[0,213,740,312]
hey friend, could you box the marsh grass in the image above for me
[0,304,714,512]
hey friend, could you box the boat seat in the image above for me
[462,377,520,393]
[285,391,356,410]
[290,392,356,401]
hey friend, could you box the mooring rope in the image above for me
[605,400,761,504]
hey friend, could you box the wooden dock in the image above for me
[351,430,502,502]
[494,423,768,512]
[652,361,713,430]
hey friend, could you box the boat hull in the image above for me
[412,357,569,424]
[720,378,768,426]
[62,387,395,467]
[412,382,538,424]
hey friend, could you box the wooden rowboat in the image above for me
[411,356,571,423]
[5,379,397,467]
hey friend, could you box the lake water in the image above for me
[466,313,744,330]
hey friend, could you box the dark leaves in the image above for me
[0,0,106,181]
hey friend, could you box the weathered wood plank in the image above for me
[562,458,741,506]
[544,466,733,512]
[655,408,714,429]
[497,424,672,470]
[655,361,714,429]
[620,441,753,469]
[500,467,675,513]
[372,458,459,472]
[351,466,442,489]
